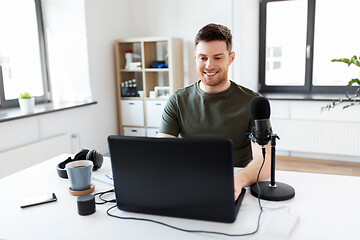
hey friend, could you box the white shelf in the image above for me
[114,37,183,135]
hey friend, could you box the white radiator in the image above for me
[272,119,360,158]
[0,134,72,178]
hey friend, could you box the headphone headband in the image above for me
[56,149,103,179]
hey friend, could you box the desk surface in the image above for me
[0,154,359,240]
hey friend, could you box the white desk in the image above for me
[0,154,359,240]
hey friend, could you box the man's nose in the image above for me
[205,59,214,69]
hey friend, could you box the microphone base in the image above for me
[250,181,295,201]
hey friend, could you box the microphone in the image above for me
[248,96,295,201]
[249,96,272,146]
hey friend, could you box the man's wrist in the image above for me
[234,170,251,189]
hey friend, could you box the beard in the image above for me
[199,68,229,87]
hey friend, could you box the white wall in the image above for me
[0,0,359,162]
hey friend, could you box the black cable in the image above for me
[106,205,257,237]
[94,189,116,205]
[105,150,267,237]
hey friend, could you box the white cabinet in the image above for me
[146,128,159,137]
[120,100,144,126]
[123,127,146,137]
[145,100,166,127]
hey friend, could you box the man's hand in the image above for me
[234,170,247,200]
[233,142,272,200]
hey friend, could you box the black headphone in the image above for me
[56,149,104,179]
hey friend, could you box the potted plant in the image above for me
[322,55,360,111]
[18,92,35,114]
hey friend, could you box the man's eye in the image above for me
[215,57,222,60]
[200,57,207,61]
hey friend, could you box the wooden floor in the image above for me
[276,156,360,177]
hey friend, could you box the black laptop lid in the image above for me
[108,135,245,223]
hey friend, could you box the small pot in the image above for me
[18,98,35,114]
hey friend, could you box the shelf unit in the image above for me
[114,37,184,136]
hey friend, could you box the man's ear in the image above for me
[229,51,235,65]
[194,51,197,61]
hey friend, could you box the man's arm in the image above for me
[157,94,181,138]
[157,133,176,138]
[234,141,271,200]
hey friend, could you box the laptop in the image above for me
[107,135,246,223]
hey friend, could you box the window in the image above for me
[259,0,360,94]
[0,0,49,109]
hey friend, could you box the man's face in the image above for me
[194,40,234,87]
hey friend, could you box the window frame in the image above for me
[0,0,50,109]
[259,0,358,95]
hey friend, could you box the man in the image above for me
[158,23,271,200]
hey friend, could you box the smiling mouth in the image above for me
[204,71,218,77]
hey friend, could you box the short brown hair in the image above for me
[195,23,233,52]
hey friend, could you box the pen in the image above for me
[105,173,113,180]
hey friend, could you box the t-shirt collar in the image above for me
[195,80,234,97]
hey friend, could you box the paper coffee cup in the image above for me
[66,160,93,191]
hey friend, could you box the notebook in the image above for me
[107,135,246,223]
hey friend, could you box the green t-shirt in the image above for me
[159,80,260,167]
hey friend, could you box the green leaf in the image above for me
[351,55,357,64]
[321,104,332,111]
[331,56,360,67]
[347,78,360,86]
[323,56,360,111]
[19,92,31,99]
[331,58,350,64]
[351,55,360,67]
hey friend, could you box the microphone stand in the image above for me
[250,133,295,201]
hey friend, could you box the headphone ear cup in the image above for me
[74,148,89,160]
[56,157,74,178]
[86,150,103,171]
